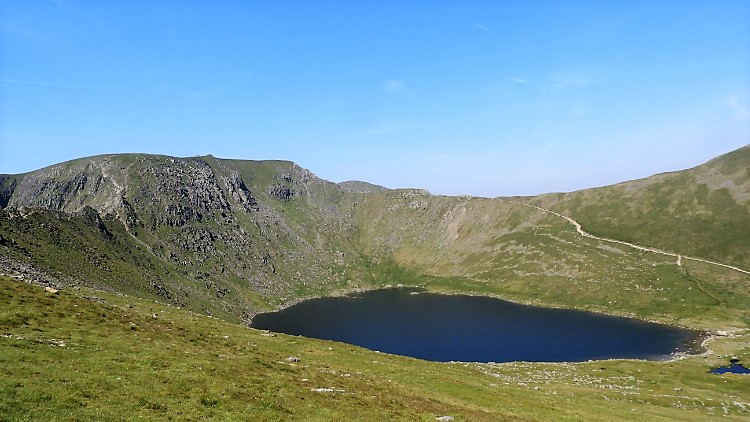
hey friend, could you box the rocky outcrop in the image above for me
[223,173,258,212]
[163,204,202,227]
[0,153,362,321]
[268,184,293,201]
[0,175,18,209]
[5,163,110,212]
[77,205,113,237]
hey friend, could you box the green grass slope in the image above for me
[533,145,750,269]
[351,188,750,329]
[2,276,748,421]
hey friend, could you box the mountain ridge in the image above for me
[1,145,749,328]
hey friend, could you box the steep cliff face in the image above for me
[0,175,18,208]
[5,157,120,215]
[0,154,364,321]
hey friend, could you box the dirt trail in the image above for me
[513,201,750,276]
[98,161,161,257]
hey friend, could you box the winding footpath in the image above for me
[512,201,750,276]
[98,162,161,257]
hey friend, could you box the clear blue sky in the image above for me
[1,1,748,197]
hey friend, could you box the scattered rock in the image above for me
[286,356,300,363]
[44,286,58,294]
[311,387,345,393]
[436,416,454,421]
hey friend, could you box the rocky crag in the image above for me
[0,154,365,321]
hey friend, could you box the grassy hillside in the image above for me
[532,146,750,268]
[350,190,750,330]
[2,276,748,421]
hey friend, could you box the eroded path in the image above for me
[98,160,162,257]
[513,201,750,276]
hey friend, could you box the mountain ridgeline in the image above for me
[1,146,749,328]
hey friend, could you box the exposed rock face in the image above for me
[127,157,232,230]
[163,204,202,227]
[6,165,106,212]
[223,172,258,212]
[268,185,293,201]
[0,176,18,208]
[0,154,361,322]
[77,206,113,237]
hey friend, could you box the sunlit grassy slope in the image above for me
[534,145,750,268]
[2,276,749,421]
[351,190,750,330]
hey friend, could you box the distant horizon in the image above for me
[2,2,748,197]
[2,143,746,198]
